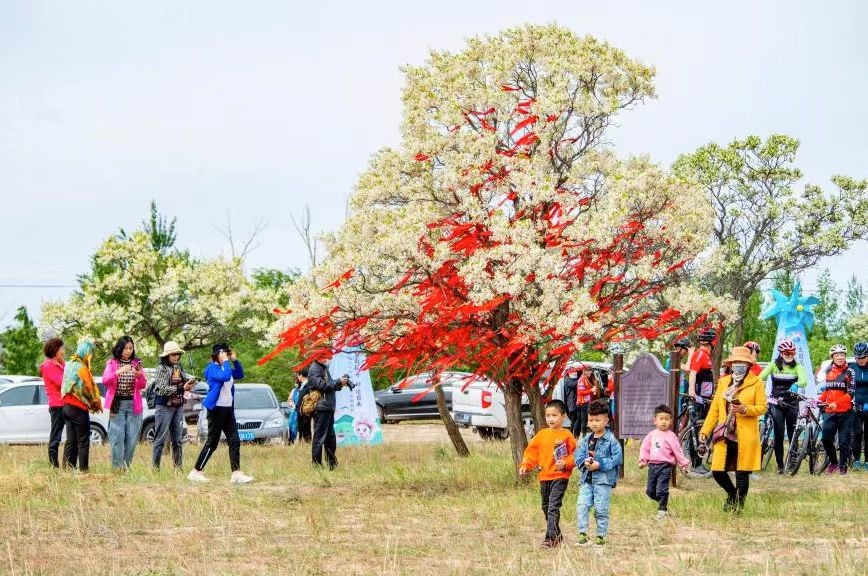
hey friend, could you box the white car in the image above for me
[451,361,615,439]
[0,380,109,445]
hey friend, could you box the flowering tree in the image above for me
[42,231,275,359]
[673,135,868,362]
[267,25,723,465]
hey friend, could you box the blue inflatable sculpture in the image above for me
[760,282,820,397]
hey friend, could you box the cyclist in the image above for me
[757,339,806,474]
[818,344,856,474]
[688,328,717,419]
[665,338,692,405]
[849,342,868,470]
[743,342,763,376]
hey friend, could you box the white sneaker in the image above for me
[655,510,668,520]
[187,469,209,483]
[230,471,253,484]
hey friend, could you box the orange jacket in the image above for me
[520,428,577,481]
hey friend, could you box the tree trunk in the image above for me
[504,378,528,470]
[434,382,470,457]
[733,300,747,347]
[525,381,545,434]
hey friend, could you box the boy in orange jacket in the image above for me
[519,400,577,548]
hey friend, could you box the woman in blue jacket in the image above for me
[188,343,253,484]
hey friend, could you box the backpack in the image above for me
[144,381,157,410]
[300,390,322,417]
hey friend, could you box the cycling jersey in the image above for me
[690,347,714,398]
[848,360,868,407]
[758,361,806,398]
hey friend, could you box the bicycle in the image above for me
[785,394,827,476]
[759,398,776,471]
[676,394,712,478]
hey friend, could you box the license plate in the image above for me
[238,431,256,441]
[455,413,471,425]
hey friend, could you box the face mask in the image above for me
[731,364,749,378]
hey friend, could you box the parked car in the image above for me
[196,383,287,444]
[374,373,461,423]
[452,361,616,440]
[0,380,109,445]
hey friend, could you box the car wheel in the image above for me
[89,424,107,446]
[141,421,156,443]
[377,404,389,425]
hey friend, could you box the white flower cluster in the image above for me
[42,232,275,355]
[272,25,723,359]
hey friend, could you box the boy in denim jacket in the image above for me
[575,399,623,546]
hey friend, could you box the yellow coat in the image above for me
[700,373,768,472]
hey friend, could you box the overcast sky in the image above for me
[1,0,866,328]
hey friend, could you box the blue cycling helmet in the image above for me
[855,342,868,359]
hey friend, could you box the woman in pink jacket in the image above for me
[102,336,148,469]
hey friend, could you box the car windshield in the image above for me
[234,388,277,410]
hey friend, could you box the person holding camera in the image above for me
[152,341,195,470]
[307,357,353,469]
[189,343,253,484]
[102,336,148,470]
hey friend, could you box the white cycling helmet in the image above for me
[829,344,847,357]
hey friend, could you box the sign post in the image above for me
[668,349,681,488]
[612,346,625,479]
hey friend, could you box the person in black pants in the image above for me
[307,359,353,469]
[59,337,103,472]
[295,369,313,443]
[189,344,253,484]
[39,337,66,467]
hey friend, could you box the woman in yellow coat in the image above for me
[699,346,767,514]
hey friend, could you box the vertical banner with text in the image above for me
[329,348,383,446]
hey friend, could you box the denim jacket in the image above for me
[574,430,623,487]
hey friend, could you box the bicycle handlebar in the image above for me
[678,393,708,405]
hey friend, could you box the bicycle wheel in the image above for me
[679,425,712,478]
[787,426,807,476]
[808,427,821,475]
[760,418,775,471]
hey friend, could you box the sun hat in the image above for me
[723,346,755,366]
[160,341,185,357]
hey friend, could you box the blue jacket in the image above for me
[849,361,868,408]
[574,430,623,487]
[201,360,244,410]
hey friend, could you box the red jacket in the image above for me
[819,364,854,413]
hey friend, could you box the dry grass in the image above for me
[0,428,866,576]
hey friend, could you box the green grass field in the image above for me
[0,434,865,576]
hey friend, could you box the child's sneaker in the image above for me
[826,464,839,475]
[187,469,209,483]
[594,536,606,546]
[853,461,863,471]
[575,533,590,546]
[655,510,668,520]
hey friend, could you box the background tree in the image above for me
[0,307,42,375]
[673,135,868,365]
[42,232,276,361]
[266,25,726,466]
[845,274,865,320]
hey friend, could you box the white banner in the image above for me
[329,348,383,446]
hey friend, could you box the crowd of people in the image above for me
[519,331,867,548]
[33,328,867,548]
[36,335,355,481]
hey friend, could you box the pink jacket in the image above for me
[639,429,690,467]
[102,358,148,414]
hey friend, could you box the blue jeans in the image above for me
[108,399,143,469]
[577,482,613,537]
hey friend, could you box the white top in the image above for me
[217,377,234,407]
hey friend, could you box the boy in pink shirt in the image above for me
[638,405,689,519]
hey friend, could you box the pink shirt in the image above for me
[102,358,147,414]
[39,359,66,408]
[639,429,690,467]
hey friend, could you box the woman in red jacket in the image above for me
[819,344,856,475]
[39,337,65,467]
